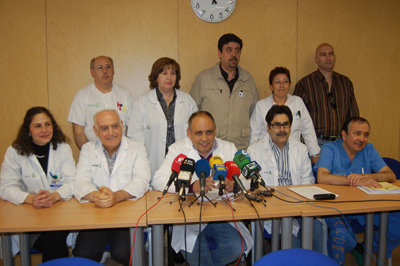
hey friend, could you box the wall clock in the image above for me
[190,0,236,23]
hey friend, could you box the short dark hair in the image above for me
[265,105,293,126]
[148,57,181,90]
[341,116,370,135]
[188,111,216,130]
[269,67,291,85]
[12,106,67,156]
[218,33,243,52]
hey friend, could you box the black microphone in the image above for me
[224,161,262,203]
[177,158,195,201]
[163,154,187,195]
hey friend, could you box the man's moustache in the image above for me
[276,132,287,136]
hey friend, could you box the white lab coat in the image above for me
[153,137,253,255]
[74,136,150,201]
[127,89,198,178]
[0,142,75,204]
[250,94,320,156]
[247,134,314,234]
[0,142,76,256]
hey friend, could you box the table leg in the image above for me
[271,219,280,251]
[1,234,14,266]
[19,233,30,266]
[281,217,292,249]
[364,213,374,266]
[151,224,164,266]
[130,227,144,266]
[302,216,313,250]
[253,220,263,263]
[377,212,388,266]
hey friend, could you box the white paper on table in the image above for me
[288,186,339,200]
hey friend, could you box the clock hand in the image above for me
[212,0,217,5]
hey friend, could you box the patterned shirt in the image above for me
[294,70,359,137]
[156,87,177,155]
[270,137,292,186]
[103,146,120,175]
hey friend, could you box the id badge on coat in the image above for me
[49,172,64,189]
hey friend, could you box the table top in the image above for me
[2,182,400,232]
[0,196,147,233]
[272,182,400,217]
[146,190,301,225]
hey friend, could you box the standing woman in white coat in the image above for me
[0,106,75,262]
[128,57,198,179]
[250,67,320,164]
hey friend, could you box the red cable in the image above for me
[224,190,244,266]
[128,194,164,266]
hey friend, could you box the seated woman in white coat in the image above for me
[0,106,75,262]
[250,67,320,164]
[128,57,198,178]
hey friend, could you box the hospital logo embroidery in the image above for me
[117,101,126,112]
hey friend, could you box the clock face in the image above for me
[191,0,236,23]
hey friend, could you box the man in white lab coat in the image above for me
[73,109,150,265]
[247,105,324,252]
[153,110,252,266]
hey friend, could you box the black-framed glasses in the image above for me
[328,92,336,109]
[270,122,290,129]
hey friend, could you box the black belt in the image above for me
[317,134,340,141]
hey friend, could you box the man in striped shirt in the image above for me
[294,43,359,147]
[247,105,323,252]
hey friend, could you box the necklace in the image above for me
[35,154,45,159]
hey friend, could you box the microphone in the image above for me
[177,158,195,201]
[209,156,227,195]
[235,149,251,161]
[163,154,187,195]
[195,159,211,197]
[224,161,261,202]
[234,151,265,189]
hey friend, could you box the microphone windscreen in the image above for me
[233,153,250,170]
[209,156,224,169]
[171,154,187,172]
[195,158,211,178]
[235,149,251,161]
[224,161,241,181]
[180,158,195,173]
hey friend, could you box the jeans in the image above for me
[181,222,247,266]
[291,218,325,254]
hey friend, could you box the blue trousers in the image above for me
[325,216,357,265]
[181,222,247,266]
[292,218,325,254]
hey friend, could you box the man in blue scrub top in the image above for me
[315,116,397,264]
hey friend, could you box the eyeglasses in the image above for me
[327,92,336,109]
[95,64,112,71]
[273,80,290,86]
[270,122,290,129]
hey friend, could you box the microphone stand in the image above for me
[188,176,217,207]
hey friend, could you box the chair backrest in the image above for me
[383,157,400,179]
[39,257,103,266]
[254,248,338,266]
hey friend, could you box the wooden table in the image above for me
[0,197,147,266]
[146,190,302,265]
[274,183,400,266]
